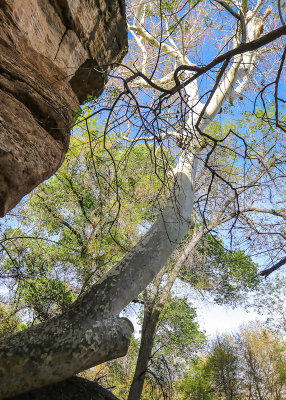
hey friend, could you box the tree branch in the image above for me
[36,194,84,247]
[172,23,286,97]
[260,257,286,277]
[0,317,133,398]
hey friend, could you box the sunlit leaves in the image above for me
[0,118,172,325]
[179,232,261,306]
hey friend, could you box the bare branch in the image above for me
[260,257,286,277]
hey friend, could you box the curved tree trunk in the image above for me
[0,317,133,399]
[0,153,199,398]
[0,0,269,396]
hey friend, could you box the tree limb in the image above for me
[260,257,286,277]
[0,317,133,398]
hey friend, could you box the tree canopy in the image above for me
[1,0,286,397]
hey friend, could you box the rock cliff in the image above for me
[0,0,127,216]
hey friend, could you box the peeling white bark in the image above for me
[0,151,198,398]
[0,2,270,397]
[69,145,200,319]
[0,144,199,398]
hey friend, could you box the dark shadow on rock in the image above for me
[8,376,120,400]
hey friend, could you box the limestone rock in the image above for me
[0,0,127,216]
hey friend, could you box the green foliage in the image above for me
[0,303,25,338]
[205,336,240,400]
[237,322,286,399]
[0,117,169,324]
[156,296,205,359]
[254,276,286,337]
[177,358,215,400]
[179,324,286,400]
[18,277,75,321]
[0,105,279,398]
[136,296,205,397]
[106,336,141,398]
[179,233,261,306]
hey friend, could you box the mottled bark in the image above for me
[69,162,199,321]
[0,317,133,399]
[0,152,199,398]
[0,0,270,397]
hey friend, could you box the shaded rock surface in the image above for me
[0,0,127,216]
[8,376,120,400]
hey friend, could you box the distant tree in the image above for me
[254,276,286,339]
[180,325,286,400]
[205,335,240,400]
[177,357,216,400]
[237,323,286,400]
[0,301,23,338]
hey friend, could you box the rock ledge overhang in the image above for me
[0,0,127,216]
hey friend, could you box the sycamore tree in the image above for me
[0,113,265,399]
[126,108,285,399]
[0,0,286,397]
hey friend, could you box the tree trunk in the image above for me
[0,0,278,397]
[0,317,133,399]
[127,303,158,400]
[0,153,199,398]
[127,233,203,399]
[69,160,199,319]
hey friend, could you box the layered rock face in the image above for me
[0,0,127,216]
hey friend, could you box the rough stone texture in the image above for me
[0,0,127,216]
[8,376,120,400]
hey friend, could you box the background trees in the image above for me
[0,111,263,399]
[179,324,286,400]
[254,276,286,338]
[1,0,286,396]
[0,117,167,324]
